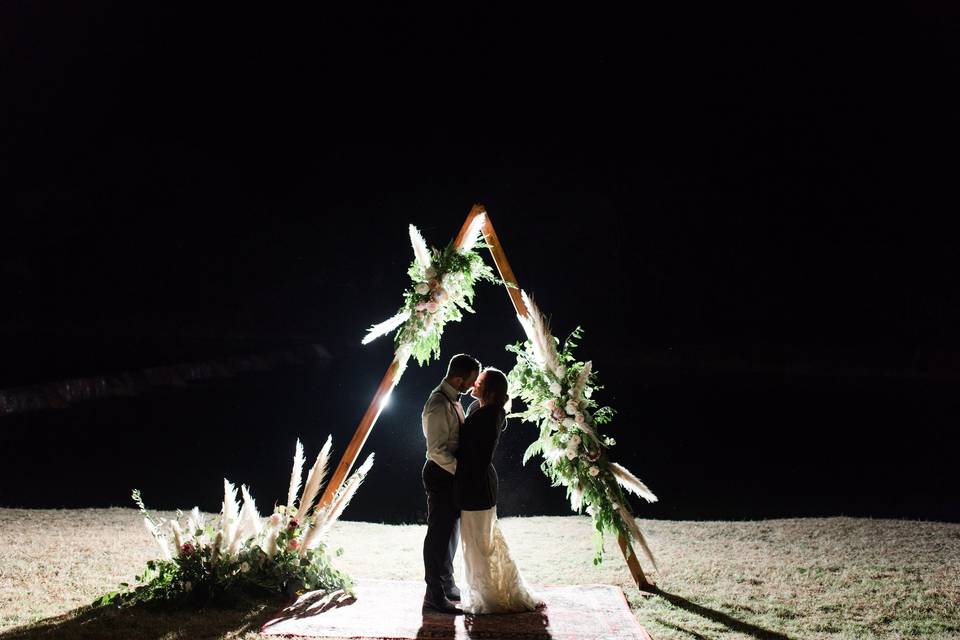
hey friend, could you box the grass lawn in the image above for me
[1,509,958,639]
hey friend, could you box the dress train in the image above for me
[459,506,543,614]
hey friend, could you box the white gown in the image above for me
[459,506,543,614]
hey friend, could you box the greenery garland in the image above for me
[396,243,498,366]
[507,325,657,566]
[362,223,499,368]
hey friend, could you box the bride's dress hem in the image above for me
[459,506,544,615]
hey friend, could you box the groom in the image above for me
[421,353,480,613]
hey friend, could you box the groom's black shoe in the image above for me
[423,588,462,614]
[443,583,461,601]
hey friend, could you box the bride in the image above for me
[456,367,543,614]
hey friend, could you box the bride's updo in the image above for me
[481,367,510,412]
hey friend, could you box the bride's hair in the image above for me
[481,367,511,415]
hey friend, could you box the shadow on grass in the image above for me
[654,619,711,640]
[653,588,792,640]
[0,599,279,640]
[259,588,356,633]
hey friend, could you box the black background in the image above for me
[2,5,958,522]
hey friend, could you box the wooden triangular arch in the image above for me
[317,204,655,591]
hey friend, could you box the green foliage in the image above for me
[506,328,643,565]
[390,240,499,366]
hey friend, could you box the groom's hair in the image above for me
[446,353,480,379]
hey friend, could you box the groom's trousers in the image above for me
[422,459,460,592]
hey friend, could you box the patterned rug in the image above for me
[260,578,652,639]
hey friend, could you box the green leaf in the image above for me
[522,440,543,466]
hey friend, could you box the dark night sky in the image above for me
[2,6,958,522]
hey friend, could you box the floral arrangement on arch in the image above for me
[362,217,499,368]
[96,437,373,607]
[506,290,658,567]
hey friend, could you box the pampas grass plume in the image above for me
[307,453,375,548]
[618,505,658,571]
[264,526,280,558]
[457,212,486,252]
[144,517,171,560]
[298,435,333,520]
[569,482,583,512]
[517,290,562,379]
[170,520,184,553]
[221,479,240,555]
[238,484,262,540]
[362,310,411,345]
[609,462,658,503]
[188,507,205,537]
[286,439,305,511]
[409,224,432,270]
[570,361,592,401]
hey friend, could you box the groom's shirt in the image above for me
[422,380,465,475]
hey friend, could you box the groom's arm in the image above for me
[423,399,457,474]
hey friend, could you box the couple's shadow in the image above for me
[417,606,552,639]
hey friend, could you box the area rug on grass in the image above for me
[260,578,652,639]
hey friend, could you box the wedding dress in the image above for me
[459,506,543,614]
[456,401,541,614]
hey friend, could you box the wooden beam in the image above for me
[619,527,658,593]
[317,358,400,511]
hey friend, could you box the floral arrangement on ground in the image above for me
[95,437,373,608]
[362,217,500,368]
[506,290,659,567]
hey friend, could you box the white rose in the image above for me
[562,417,576,429]
[425,267,437,279]
[589,465,600,477]
[574,412,585,424]
[415,282,430,295]
[549,382,562,395]
[565,449,578,460]
[569,434,581,447]
[565,403,577,416]
[543,398,556,410]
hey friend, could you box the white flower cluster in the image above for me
[411,266,464,330]
[541,378,599,465]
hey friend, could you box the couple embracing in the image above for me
[421,353,544,615]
